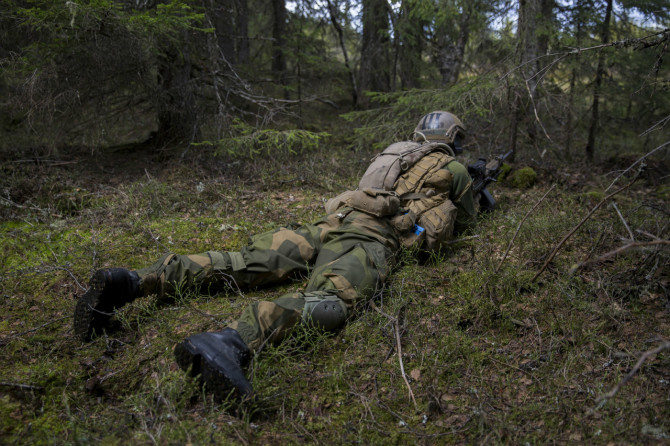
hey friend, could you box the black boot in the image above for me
[174,328,252,399]
[74,268,141,341]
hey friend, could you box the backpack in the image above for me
[325,141,459,251]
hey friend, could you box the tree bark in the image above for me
[236,0,249,63]
[509,0,554,155]
[327,0,358,106]
[156,40,200,146]
[585,0,613,162]
[208,0,236,64]
[397,0,424,89]
[436,6,471,86]
[358,0,392,105]
[272,0,287,79]
[564,5,584,160]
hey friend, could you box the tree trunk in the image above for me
[155,41,200,146]
[327,0,358,106]
[208,0,236,63]
[510,0,554,155]
[564,7,583,160]
[585,0,613,162]
[358,0,391,105]
[236,0,249,63]
[436,6,471,86]
[397,0,424,89]
[272,0,287,79]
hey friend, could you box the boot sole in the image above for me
[73,271,110,341]
[174,340,237,400]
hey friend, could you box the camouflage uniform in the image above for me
[135,160,475,351]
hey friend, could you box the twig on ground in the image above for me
[637,229,662,240]
[0,381,44,391]
[446,235,479,245]
[1,316,69,345]
[496,184,556,273]
[570,240,670,274]
[611,202,635,240]
[594,340,670,408]
[532,173,640,282]
[370,302,417,409]
[55,265,87,291]
[375,400,412,429]
[393,319,416,408]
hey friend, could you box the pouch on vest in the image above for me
[325,190,357,215]
[417,199,457,251]
[325,188,400,217]
[390,209,414,232]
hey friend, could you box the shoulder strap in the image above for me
[358,141,450,191]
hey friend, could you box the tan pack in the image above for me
[393,151,458,250]
[358,141,452,191]
[326,141,459,251]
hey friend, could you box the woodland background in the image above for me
[1,0,669,444]
[1,0,668,158]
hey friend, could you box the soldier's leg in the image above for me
[173,237,394,396]
[173,216,397,397]
[75,224,323,341]
[225,237,395,351]
[174,289,346,398]
[138,224,324,299]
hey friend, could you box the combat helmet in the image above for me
[413,111,465,153]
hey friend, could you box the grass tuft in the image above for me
[0,146,668,444]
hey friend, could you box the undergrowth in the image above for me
[0,144,668,444]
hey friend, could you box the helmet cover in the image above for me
[413,111,466,146]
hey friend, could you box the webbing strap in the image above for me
[227,252,246,271]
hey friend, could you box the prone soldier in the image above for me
[74,111,479,399]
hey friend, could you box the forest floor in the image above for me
[0,141,669,445]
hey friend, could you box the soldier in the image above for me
[74,111,477,399]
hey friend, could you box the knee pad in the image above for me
[302,292,348,332]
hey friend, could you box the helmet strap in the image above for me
[411,131,427,142]
[452,135,463,154]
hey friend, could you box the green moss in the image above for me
[498,162,512,181]
[507,166,537,189]
[0,395,24,440]
[655,183,670,200]
[0,221,93,271]
[579,190,604,203]
[1,146,668,445]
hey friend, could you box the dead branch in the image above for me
[532,174,640,282]
[503,29,670,82]
[570,239,670,273]
[0,316,69,346]
[524,80,553,146]
[641,115,670,137]
[0,381,44,391]
[605,141,669,192]
[497,184,556,273]
[370,302,417,409]
[594,340,670,407]
[611,202,635,240]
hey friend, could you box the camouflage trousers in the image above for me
[136,209,399,350]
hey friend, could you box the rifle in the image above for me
[467,150,513,212]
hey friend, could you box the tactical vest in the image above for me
[325,141,459,251]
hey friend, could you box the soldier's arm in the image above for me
[445,160,477,235]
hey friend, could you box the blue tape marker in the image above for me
[412,224,425,236]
